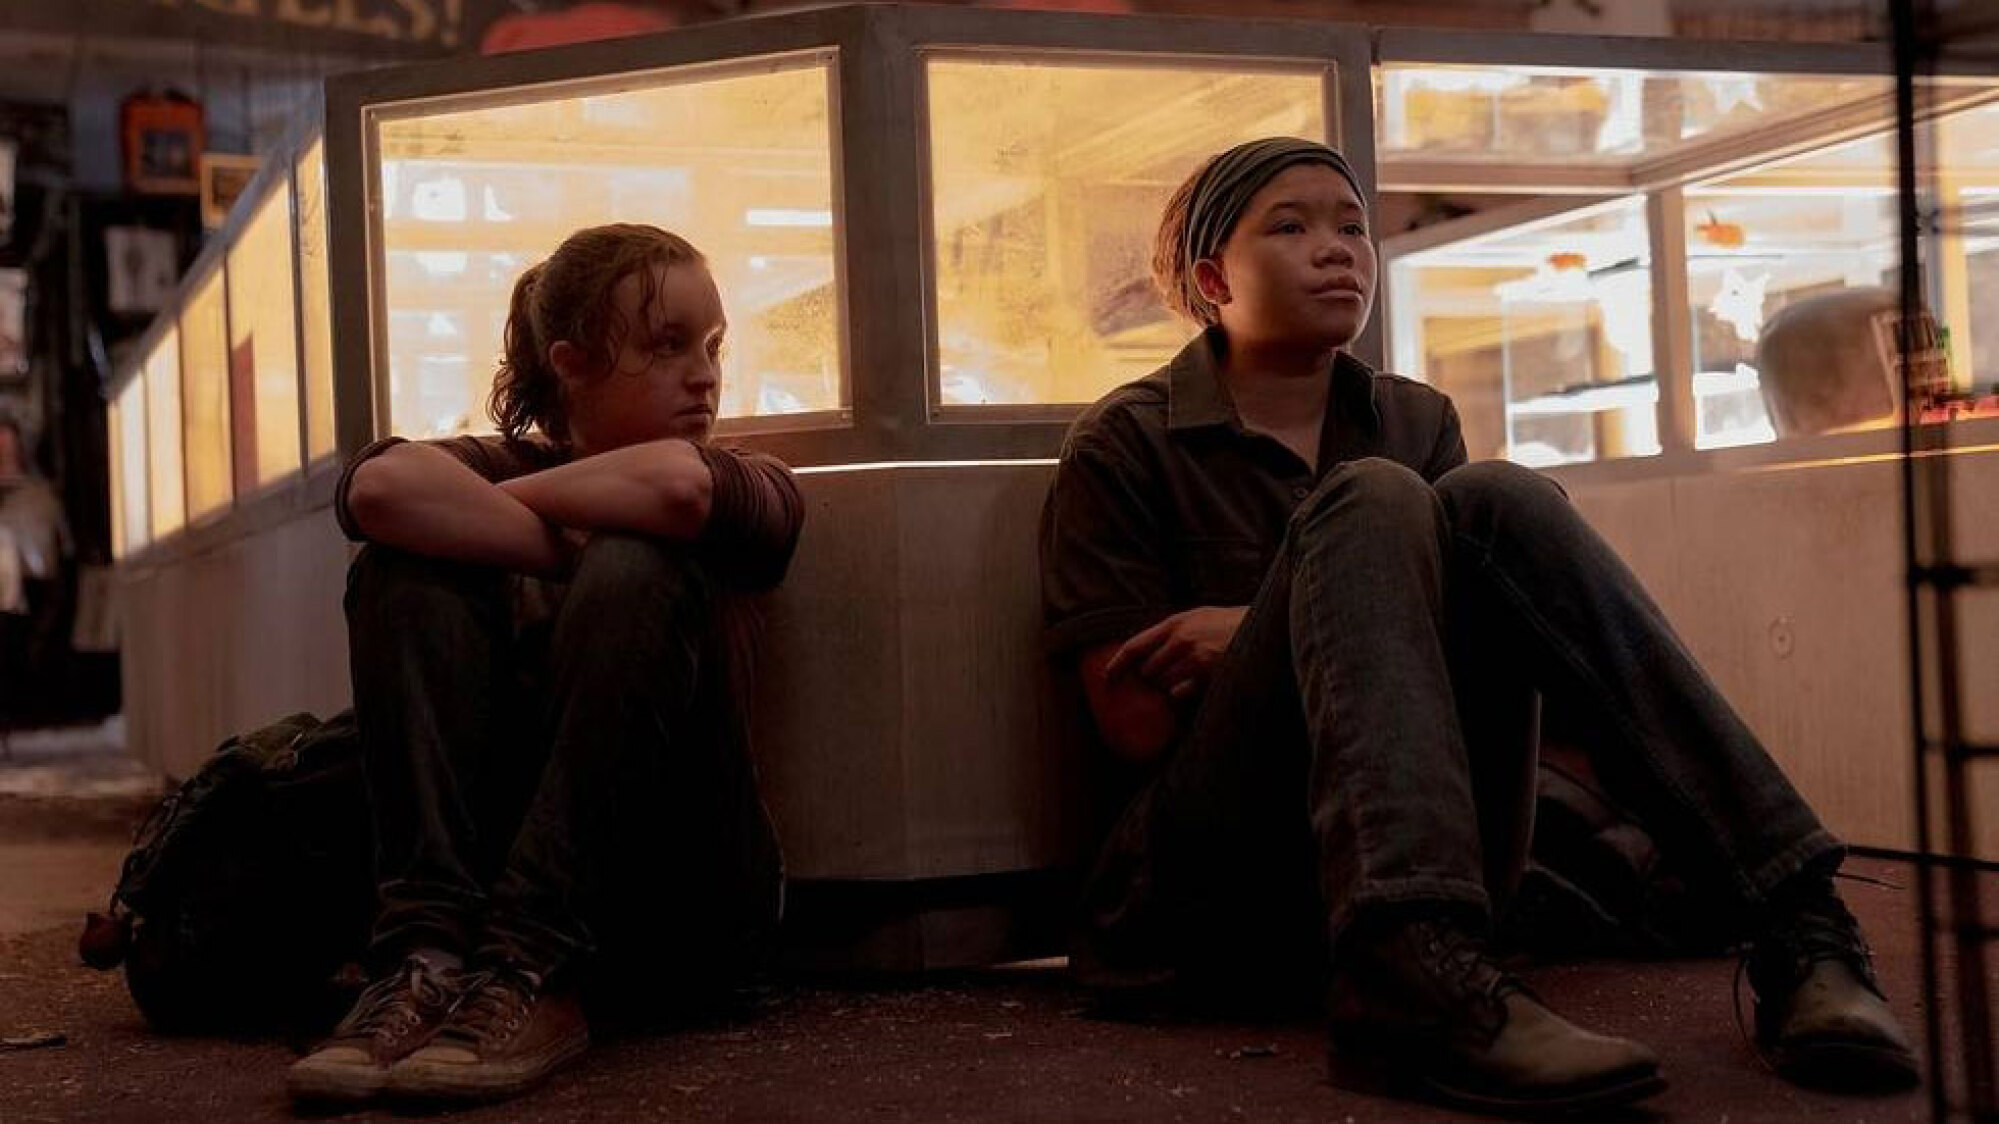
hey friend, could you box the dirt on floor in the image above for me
[0,792,1979,1124]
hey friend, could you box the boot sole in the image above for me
[1328,1042,1667,1118]
[1770,1038,1920,1093]
[385,1034,590,1103]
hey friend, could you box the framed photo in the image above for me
[0,139,15,245]
[0,268,28,381]
[104,226,178,316]
[200,154,262,229]
[121,92,204,196]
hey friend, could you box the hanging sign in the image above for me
[144,0,479,49]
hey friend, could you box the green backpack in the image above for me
[78,711,375,1035]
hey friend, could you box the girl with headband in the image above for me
[1039,137,1913,1116]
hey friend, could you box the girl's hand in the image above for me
[1105,606,1247,699]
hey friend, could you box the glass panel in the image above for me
[108,395,125,560]
[111,371,151,557]
[1685,130,1902,448]
[1389,199,1656,466]
[297,140,337,461]
[374,56,841,439]
[145,328,186,540]
[228,183,304,488]
[1941,103,1999,421]
[1377,65,1889,167]
[927,59,1326,407]
[180,268,233,521]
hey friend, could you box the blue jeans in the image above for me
[345,535,783,998]
[1074,459,1840,994]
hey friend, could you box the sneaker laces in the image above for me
[439,966,542,1048]
[339,959,454,1041]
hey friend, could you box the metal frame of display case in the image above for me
[1376,26,1999,473]
[1895,6,1998,1121]
[319,3,1376,469]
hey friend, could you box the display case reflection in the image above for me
[1377,64,1888,166]
[1684,129,1902,448]
[111,364,151,559]
[227,184,304,487]
[373,57,842,440]
[145,326,186,540]
[926,59,1326,408]
[296,139,338,463]
[1384,64,1999,465]
[179,269,232,522]
[1390,199,1656,466]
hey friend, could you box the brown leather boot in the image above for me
[1327,916,1664,1116]
[386,964,590,1103]
[1747,881,1918,1091]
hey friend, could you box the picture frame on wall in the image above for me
[104,226,178,316]
[0,268,29,382]
[0,139,15,246]
[120,91,205,196]
[200,154,261,229]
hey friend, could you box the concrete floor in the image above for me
[0,728,1989,1124]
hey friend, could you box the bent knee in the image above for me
[345,544,501,616]
[1292,457,1435,534]
[570,533,708,599]
[1433,460,1566,518]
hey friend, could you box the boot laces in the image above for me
[1734,874,1884,1066]
[1755,890,1875,991]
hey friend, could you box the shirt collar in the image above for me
[1164,327,1381,434]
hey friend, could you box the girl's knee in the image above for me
[1435,460,1566,518]
[345,545,502,618]
[568,533,708,604]
[1291,458,1436,539]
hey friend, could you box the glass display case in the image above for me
[924,57,1326,408]
[372,54,843,438]
[228,183,305,489]
[103,8,1999,539]
[1379,34,1999,466]
[179,266,232,523]
[297,139,338,464]
[1390,197,1657,465]
[109,353,152,559]
[144,327,185,542]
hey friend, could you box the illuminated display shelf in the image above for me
[1378,38,1999,467]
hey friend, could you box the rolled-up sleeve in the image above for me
[695,445,805,592]
[332,437,409,542]
[1040,436,1175,657]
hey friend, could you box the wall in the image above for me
[1560,447,1999,860]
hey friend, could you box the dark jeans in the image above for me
[1074,458,1840,996]
[346,534,783,996]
